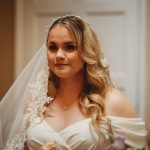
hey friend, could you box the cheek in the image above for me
[79,58,85,66]
[47,52,54,66]
[72,56,85,70]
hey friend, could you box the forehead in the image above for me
[48,24,75,41]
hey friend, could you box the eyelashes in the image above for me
[48,45,57,52]
[65,44,76,51]
[47,44,77,52]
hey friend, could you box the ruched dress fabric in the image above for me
[26,116,147,150]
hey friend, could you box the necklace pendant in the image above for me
[63,106,68,110]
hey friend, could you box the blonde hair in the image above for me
[46,15,114,139]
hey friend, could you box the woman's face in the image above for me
[47,24,84,79]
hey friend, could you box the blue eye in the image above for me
[48,45,58,52]
[65,44,76,51]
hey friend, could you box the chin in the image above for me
[54,72,70,78]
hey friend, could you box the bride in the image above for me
[0,15,147,150]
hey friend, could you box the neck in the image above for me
[56,73,84,105]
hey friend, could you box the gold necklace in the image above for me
[63,105,68,110]
[51,97,70,111]
[63,100,70,110]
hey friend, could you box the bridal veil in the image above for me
[0,44,52,149]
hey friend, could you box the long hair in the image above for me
[46,15,114,139]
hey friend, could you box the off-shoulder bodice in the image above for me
[26,116,147,150]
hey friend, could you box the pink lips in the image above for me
[54,64,69,68]
[55,63,68,66]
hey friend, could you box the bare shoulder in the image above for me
[104,88,138,118]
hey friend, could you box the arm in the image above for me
[104,88,146,148]
[104,88,138,118]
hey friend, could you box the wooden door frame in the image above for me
[14,0,25,78]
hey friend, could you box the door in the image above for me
[14,0,146,118]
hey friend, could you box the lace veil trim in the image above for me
[5,66,53,150]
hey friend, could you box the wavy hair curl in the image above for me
[46,15,114,139]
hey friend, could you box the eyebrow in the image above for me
[48,41,76,45]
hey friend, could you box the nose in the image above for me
[56,48,65,60]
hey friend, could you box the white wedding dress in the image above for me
[0,44,147,150]
[26,116,147,150]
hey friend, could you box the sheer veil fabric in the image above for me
[0,44,52,150]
